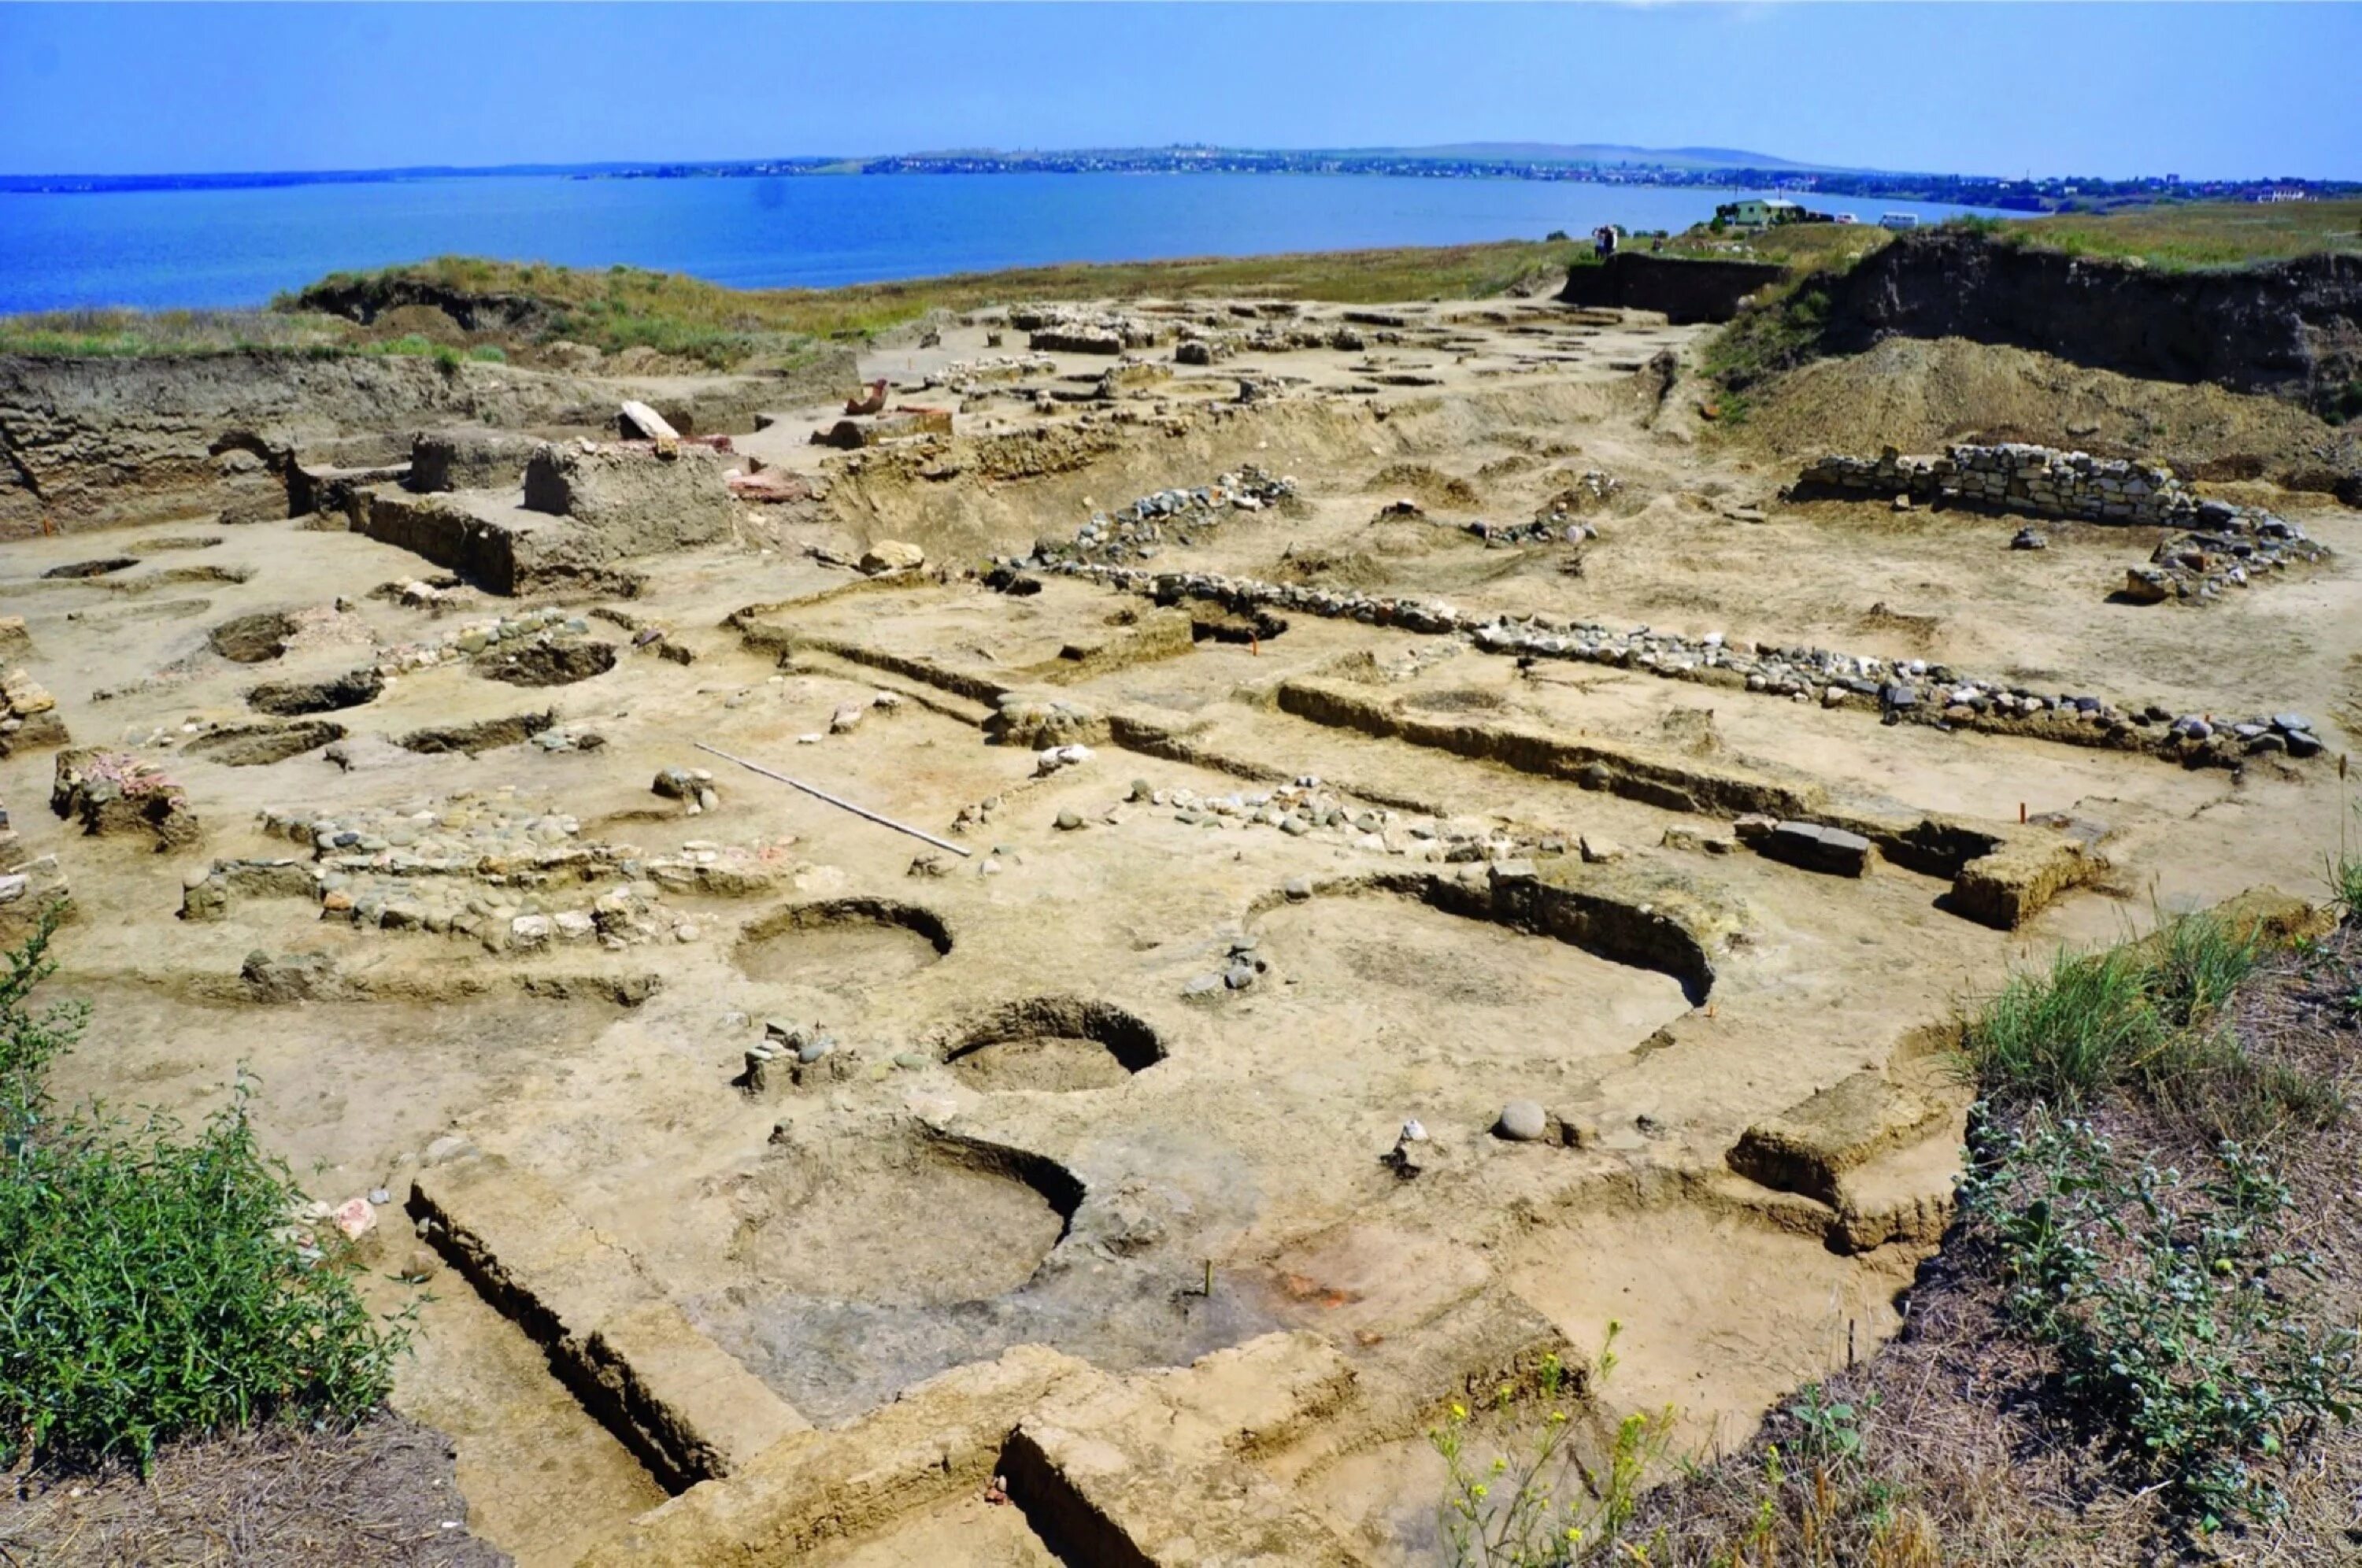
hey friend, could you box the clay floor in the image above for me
[4,295,2360,1565]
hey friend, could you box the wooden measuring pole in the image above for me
[694,742,972,857]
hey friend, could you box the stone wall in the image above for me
[1793,441,2328,603]
[1797,442,2223,526]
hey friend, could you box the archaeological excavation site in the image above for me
[5,220,2362,1565]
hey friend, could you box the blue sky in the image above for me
[2,2,2355,180]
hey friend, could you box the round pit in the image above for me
[740,1129,1078,1306]
[734,899,952,990]
[943,996,1164,1092]
[1253,886,1694,1059]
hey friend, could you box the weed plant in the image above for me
[0,916,410,1470]
[1962,1112,2360,1527]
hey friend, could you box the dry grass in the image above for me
[0,1411,509,1566]
[2,239,1585,369]
[1652,220,1902,275]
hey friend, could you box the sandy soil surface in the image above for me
[3,292,2356,1565]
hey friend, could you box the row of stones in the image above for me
[1174,322,1368,364]
[369,602,593,678]
[183,797,790,949]
[1042,562,2327,767]
[1799,442,2315,540]
[2123,524,2332,605]
[1112,774,1563,864]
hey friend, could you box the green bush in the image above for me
[365,333,439,358]
[0,919,409,1470]
[1963,1111,2360,1526]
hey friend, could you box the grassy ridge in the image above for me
[293,240,1584,357]
[2008,198,2362,271]
[1,238,1584,367]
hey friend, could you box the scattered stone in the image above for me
[858,541,926,575]
[1758,820,1875,878]
[1033,467,1296,565]
[1496,1100,1549,1142]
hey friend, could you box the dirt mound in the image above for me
[1272,547,1391,589]
[1367,462,1483,510]
[1742,338,2358,489]
[208,610,298,663]
[1819,227,2362,412]
[472,640,616,688]
[247,666,384,715]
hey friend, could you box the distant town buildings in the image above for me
[14,148,2352,213]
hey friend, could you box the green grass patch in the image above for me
[1969,940,2167,1106]
[2003,198,2362,272]
[2331,845,2362,920]
[0,917,410,1471]
[1697,279,1831,400]
[1968,907,2349,1143]
[0,307,354,360]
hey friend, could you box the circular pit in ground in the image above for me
[942,996,1164,1092]
[733,899,952,990]
[740,1129,1079,1306]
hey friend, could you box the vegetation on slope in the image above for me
[0,236,1585,369]
[0,306,508,365]
[1440,889,2362,1563]
[287,239,1585,360]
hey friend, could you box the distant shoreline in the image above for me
[4,147,2354,213]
